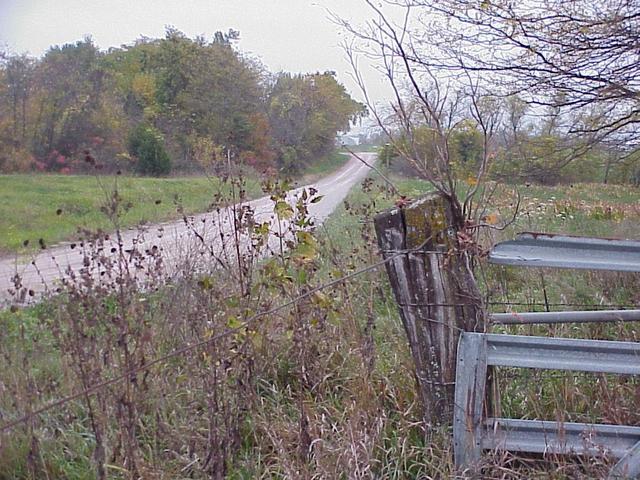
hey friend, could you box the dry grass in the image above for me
[0,175,639,478]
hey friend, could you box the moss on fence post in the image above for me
[374,192,485,427]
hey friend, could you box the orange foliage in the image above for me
[242,113,276,172]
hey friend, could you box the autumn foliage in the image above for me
[0,30,366,176]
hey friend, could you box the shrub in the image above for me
[127,124,171,175]
[279,145,299,174]
[0,147,35,173]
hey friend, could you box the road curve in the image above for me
[0,152,376,305]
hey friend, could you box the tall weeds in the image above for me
[1,174,639,479]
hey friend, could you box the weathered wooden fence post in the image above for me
[374,193,485,427]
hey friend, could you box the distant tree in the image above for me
[0,42,128,172]
[104,28,267,170]
[1,53,33,144]
[31,39,108,159]
[267,71,366,173]
[127,123,171,175]
[0,53,36,171]
[0,28,362,176]
[241,112,277,172]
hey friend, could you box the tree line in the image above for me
[0,28,366,175]
[376,97,640,186]
[345,0,640,187]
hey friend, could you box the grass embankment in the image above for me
[299,149,352,180]
[348,143,380,153]
[0,174,262,255]
[298,145,381,182]
[0,149,364,256]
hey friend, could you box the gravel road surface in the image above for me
[0,152,376,305]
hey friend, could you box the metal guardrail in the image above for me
[483,418,640,459]
[489,232,640,272]
[454,332,640,478]
[453,232,640,477]
[488,232,640,326]
[484,333,640,374]
[490,309,640,325]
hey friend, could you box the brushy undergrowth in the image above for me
[0,171,639,479]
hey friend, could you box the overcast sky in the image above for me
[0,0,396,109]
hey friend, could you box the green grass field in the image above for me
[298,149,352,180]
[0,174,262,255]
[0,149,364,256]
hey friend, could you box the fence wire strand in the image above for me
[0,230,445,433]
[2,224,638,433]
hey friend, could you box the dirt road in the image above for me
[0,152,376,305]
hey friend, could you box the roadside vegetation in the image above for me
[298,149,351,180]
[0,167,639,478]
[0,174,260,254]
[0,147,358,255]
[2,0,640,477]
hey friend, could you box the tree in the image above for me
[0,28,363,175]
[341,0,640,187]
[1,53,33,145]
[424,1,638,129]
[0,42,129,173]
[0,53,36,171]
[32,39,106,158]
[127,123,171,175]
[339,1,502,225]
[267,72,366,173]
[104,28,268,170]
[404,0,640,175]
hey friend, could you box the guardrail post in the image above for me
[453,332,487,470]
[374,193,485,427]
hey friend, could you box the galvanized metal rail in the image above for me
[459,232,640,476]
[485,333,640,374]
[454,332,640,478]
[483,418,640,458]
[488,232,640,272]
[490,309,640,325]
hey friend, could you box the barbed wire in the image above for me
[0,228,446,433]
[2,227,638,431]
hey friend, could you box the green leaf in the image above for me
[197,276,213,290]
[227,316,242,329]
[274,200,294,220]
[296,230,315,244]
[293,230,318,261]
[254,222,270,236]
